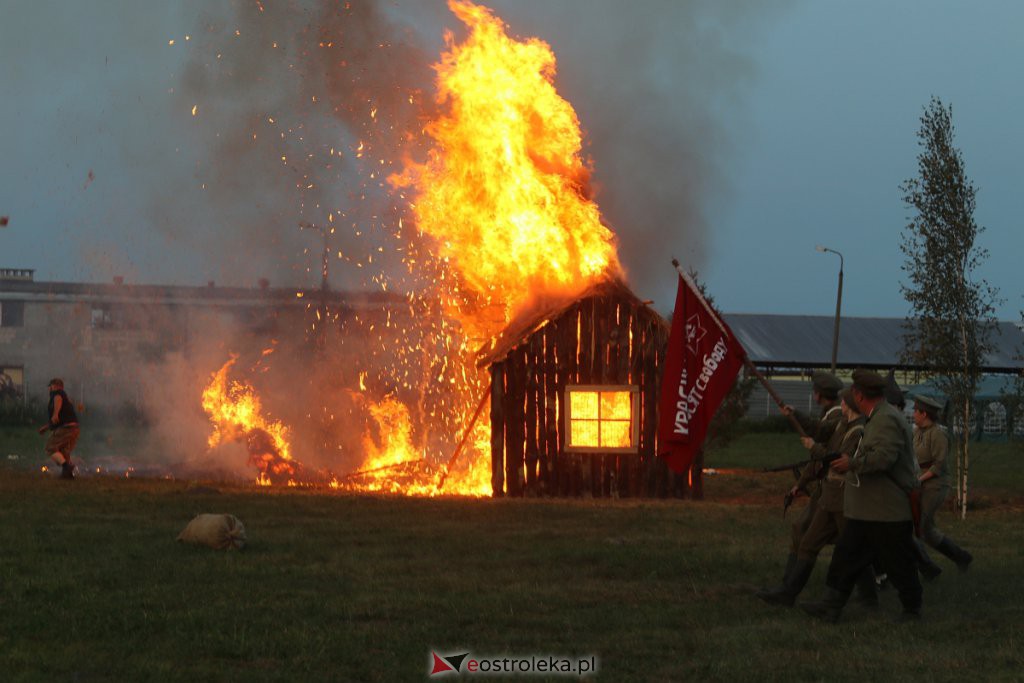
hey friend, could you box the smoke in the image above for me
[158,1,436,295]
[2,0,783,295]
[165,0,786,303]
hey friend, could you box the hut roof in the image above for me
[476,278,667,368]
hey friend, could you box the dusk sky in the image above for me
[1,0,1021,320]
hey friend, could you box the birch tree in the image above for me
[899,97,999,519]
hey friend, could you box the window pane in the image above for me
[600,391,632,420]
[565,386,639,453]
[570,391,598,420]
[600,420,631,448]
[571,419,599,447]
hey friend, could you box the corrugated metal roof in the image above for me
[723,314,1024,372]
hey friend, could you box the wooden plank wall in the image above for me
[489,293,697,498]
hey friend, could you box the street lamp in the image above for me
[816,245,844,373]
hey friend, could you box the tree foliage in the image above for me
[899,96,1000,517]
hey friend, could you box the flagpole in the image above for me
[671,259,807,438]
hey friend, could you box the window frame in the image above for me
[564,384,640,454]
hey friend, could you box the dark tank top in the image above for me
[48,389,78,427]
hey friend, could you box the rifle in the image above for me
[783,489,797,518]
[765,452,842,518]
[762,452,841,474]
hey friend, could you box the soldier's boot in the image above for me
[60,461,75,480]
[912,539,943,581]
[754,553,797,602]
[852,569,879,608]
[935,538,973,572]
[782,552,797,582]
[799,587,848,623]
[757,559,814,607]
[894,597,922,623]
[894,608,922,623]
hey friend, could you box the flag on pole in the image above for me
[657,270,747,473]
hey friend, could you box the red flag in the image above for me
[657,273,746,473]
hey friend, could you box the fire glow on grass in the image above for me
[201,0,621,495]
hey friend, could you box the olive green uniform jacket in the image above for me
[795,417,867,560]
[914,423,949,488]
[796,404,844,495]
[843,401,919,522]
[915,422,951,545]
[820,416,865,513]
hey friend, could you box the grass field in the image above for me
[1,429,1022,681]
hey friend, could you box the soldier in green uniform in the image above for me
[766,372,844,591]
[913,394,973,570]
[758,388,873,606]
[801,369,923,623]
[882,372,943,582]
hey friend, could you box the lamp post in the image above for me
[816,245,844,373]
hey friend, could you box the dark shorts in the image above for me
[45,425,80,456]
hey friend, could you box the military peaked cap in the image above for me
[913,394,944,414]
[851,369,887,393]
[811,371,843,396]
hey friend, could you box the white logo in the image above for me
[685,313,707,356]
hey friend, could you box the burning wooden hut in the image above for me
[478,278,697,498]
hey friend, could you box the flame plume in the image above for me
[202,356,298,485]
[392,0,621,332]
[200,0,621,495]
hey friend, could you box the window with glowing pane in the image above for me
[566,386,638,453]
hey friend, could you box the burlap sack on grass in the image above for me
[177,513,246,550]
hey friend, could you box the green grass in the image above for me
[1,430,1022,681]
[1,423,153,468]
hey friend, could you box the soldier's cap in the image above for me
[913,394,944,414]
[884,371,905,408]
[47,378,64,389]
[851,369,887,394]
[811,371,843,396]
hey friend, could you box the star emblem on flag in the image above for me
[685,313,707,355]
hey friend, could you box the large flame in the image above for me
[199,0,621,496]
[392,0,621,331]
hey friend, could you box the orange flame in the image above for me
[356,0,621,495]
[350,0,621,495]
[392,0,620,331]
[201,356,299,484]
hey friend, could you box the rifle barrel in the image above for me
[761,452,841,474]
